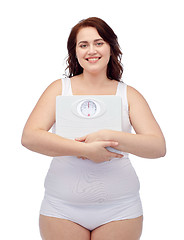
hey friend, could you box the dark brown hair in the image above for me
[66,17,123,81]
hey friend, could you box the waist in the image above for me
[44,156,140,205]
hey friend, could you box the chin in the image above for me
[83,65,107,75]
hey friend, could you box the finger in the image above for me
[75,135,87,142]
[113,153,124,158]
[107,154,124,160]
[103,141,119,148]
[103,142,124,159]
[77,156,87,160]
[105,149,124,158]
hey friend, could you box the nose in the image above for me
[88,44,97,55]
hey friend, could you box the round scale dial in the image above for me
[80,100,97,117]
[74,98,103,119]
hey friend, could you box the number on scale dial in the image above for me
[80,100,97,117]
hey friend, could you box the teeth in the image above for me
[87,58,100,61]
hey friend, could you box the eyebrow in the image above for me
[78,38,104,45]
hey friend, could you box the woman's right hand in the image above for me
[80,141,124,163]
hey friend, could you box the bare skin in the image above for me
[39,215,91,240]
[90,216,143,240]
[39,215,143,240]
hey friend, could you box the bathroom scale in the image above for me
[55,95,122,154]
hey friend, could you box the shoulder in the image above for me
[126,85,152,115]
[43,79,62,96]
[35,79,62,103]
[127,85,148,107]
[127,85,143,98]
[48,78,62,90]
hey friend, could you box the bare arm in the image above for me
[21,79,123,162]
[21,79,82,156]
[76,86,166,159]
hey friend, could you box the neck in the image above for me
[81,70,110,88]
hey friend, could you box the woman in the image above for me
[21,17,166,240]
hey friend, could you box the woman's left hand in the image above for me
[75,130,109,160]
[75,129,115,160]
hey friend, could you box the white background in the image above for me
[1,0,184,239]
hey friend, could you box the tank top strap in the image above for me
[61,78,73,96]
[116,81,129,112]
[116,81,132,133]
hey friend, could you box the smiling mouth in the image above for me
[86,57,101,62]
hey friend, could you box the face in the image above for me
[76,27,111,75]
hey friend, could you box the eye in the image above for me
[96,42,104,46]
[80,44,88,48]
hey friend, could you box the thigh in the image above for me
[91,216,143,240]
[39,214,91,240]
